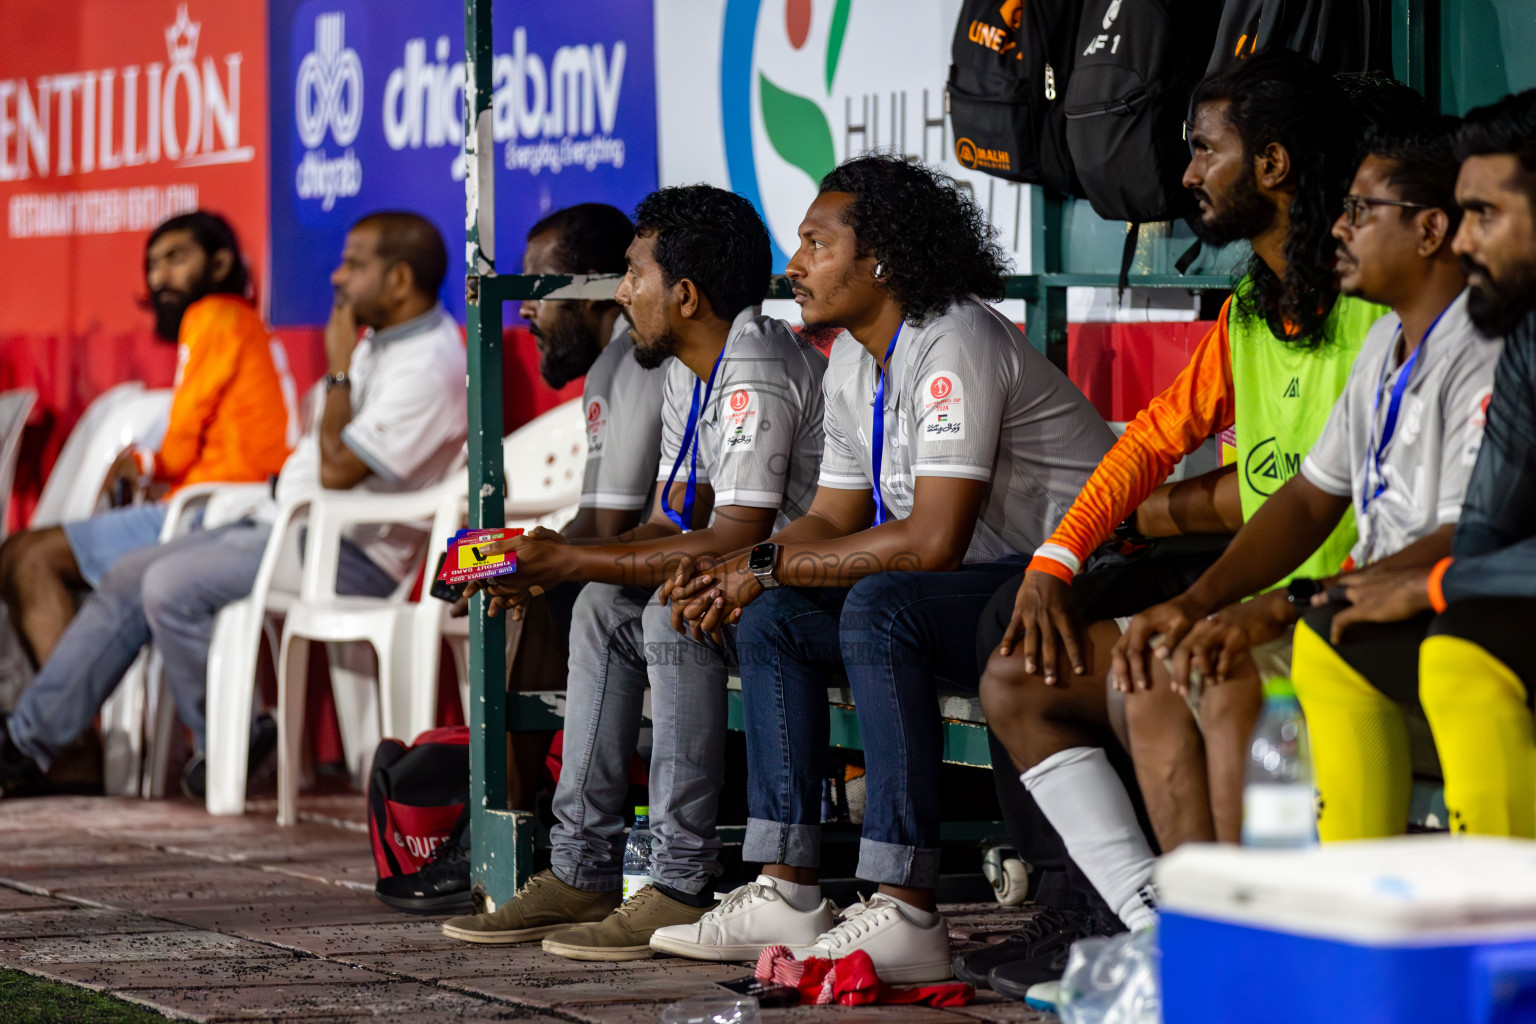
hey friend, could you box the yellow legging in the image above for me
[1291,622,1410,841]
[1420,635,1536,838]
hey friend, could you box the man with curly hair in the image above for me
[647,154,1114,981]
[440,185,827,961]
[970,52,1395,1001]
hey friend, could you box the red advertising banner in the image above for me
[0,0,269,526]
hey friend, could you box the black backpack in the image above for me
[367,725,469,879]
[946,0,1081,195]
[1064,0,1220,224]
[1207,0,1380,75]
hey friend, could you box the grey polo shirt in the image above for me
[818,296,1115,563]
[581,319,668,511]
[655,308,827,531]
[1301,290,1502,566]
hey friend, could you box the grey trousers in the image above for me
[8,519,395,771]
[549,582,729,896]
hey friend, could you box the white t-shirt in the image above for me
[1302,290,1501,566]
[818,297,1115,563]
[266,305,468,581]
[581,319,669,511]
[655,308,826,532]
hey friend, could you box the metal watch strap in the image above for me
[751,544,782,590]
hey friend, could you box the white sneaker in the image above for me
[797,893,952,983]
[649,875,838,961]
[1025,980,1061,1012]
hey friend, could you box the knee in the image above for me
[839,573,913,637]
[979,652,1041,731]
[1195,680,1262,748]
[1123,684,1195,745]
[138,561,182,629]
[735,587,797,647]
[1,528,60,586]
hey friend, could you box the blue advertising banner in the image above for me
[268,0,657,325]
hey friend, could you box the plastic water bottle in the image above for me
[1242,678,1318,848]
[622,805,654,901]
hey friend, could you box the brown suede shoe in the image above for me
[542,885,716,962]
[442,870,620,944]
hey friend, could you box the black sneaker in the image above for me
[181,712,279,801]
[375,810,473,914]
[0,714,43,798]
[953,906,1120,989]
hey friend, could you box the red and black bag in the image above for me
[367,725,469,879]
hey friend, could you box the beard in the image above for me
[1189,171,1275,247]
[151,276,215,342]
[1463,255,1536,338]
[532,316,603,390]
[627,315,682,370]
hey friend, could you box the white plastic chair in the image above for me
[31,384,172,529]
[274,399,587,824]
[273,481,461,825]
[0,389,37,543]
[99,482,272,797]
[432,400,587,714]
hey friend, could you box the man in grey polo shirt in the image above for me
[495,205,667,698]
[441,186,826,959]
[0,212,467,800]
[653,155,1114,982]
[519,203,668,537]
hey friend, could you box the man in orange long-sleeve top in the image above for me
[0,211,295,668]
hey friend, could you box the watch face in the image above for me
[748,544,776,572]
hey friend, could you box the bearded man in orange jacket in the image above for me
[0,211,296,669]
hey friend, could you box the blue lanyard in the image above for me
[871,324,903,526]
[1361,304,1449,514]
[662,346,727,532]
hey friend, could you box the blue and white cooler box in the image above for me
[1158,836,1536,1024]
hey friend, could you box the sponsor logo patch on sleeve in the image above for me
[586,396,609,456]
[920,372,965,442]
[724,387,757,449]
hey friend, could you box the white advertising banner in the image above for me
[655,0,1032,278]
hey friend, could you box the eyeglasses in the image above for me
[1340,194,1431,228]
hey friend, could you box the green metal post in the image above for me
[464,0,534,910]
[1024,188,1069,370]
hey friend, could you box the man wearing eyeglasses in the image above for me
[1110,119,1500,851]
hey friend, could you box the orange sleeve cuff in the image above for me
[1027,555,1075,585]
[1427,556,1453,614]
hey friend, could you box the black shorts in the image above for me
[974,535,1231,665]
[1302,597,1536,711]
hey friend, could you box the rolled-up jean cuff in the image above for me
[857,838,942,888]
[552,863,621,894]
[743,818,821,869]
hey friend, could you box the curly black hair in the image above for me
[818,154,1008,326]
[632,185,770,321]
[1191,51,1358,348]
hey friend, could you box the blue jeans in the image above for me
[9,519,396,771]
[549,582,730,895]
[735,560,1025,888]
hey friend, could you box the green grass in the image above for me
[0,969,170,1023]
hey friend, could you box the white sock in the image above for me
[1022,747,1159,932]
[764,874,822,912]
[884,893,939,928]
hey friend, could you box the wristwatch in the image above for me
[1286,576,1322,610]
[325,371,351,391]
[748,542,782,590]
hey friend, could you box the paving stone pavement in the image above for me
[0,795,1056,1023]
